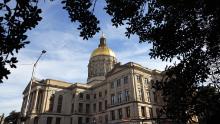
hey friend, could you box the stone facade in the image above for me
[20,36,166,124]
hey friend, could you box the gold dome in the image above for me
[90,33,116,58]
[91,46,116,58]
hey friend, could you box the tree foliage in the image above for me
[0,0,42,83]
[0,0,219,123]
[61,0,220,123]
[4,111,20,124]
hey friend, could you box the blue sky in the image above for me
[0,1,174,116]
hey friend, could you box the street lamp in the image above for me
[22,50,46,120]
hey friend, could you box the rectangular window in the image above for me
[86,104,90,113]
[94,94,96,99]
[99,102,102,112]
[93,103,96,113]
[111,82,114,88]
[105,90,107,96]
[71,103,74,113]
[125,90,129,102]
[78,117,82,124]
[111,110,115,120]
[47,117,52,124]
[144,78,148,84]
[149,107,153,118]
[34,117,38,124]
[138,89,143,101]
[111,94,115,105]
[117,79,121,87]
[86,94,90,100]
[156,108,160,117]
[86,118,90,124]
[146,91,151,102]
[118,108,123,119]
[98,116,102,123]
[118,92,122,103]
[79,103,83,113]
[57,95,63,113]
[105,100,107,110]
[137,75,141,82]
[79,93,83,99]
[55,117,61,124]
[92,118,96,124]
[124,76,128,84]
[48,94,54,112]
[137,75,142,82]
[99,92,102,97]
[105,114,108,123]
[141,106,146,117]
[126,107,130,118]
[70,118,72,124]
[153,92,158,103]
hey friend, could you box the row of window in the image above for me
[141,106,161,118]
[111,90,129,105]
[72,100,108,114]
[141,106,153,118]
[77,117,90,124]
[48,95,62,113]
[111,106,131,120]
[76,115,108,124]
[136,75,160,85]
[111,76,128,88]
[73,90,108,100]
[46,117,61,124]
[138,88,159,103]
[37,107,159,124]
[24,90,43,113]
[45,116,90,124]
[49,90,125,113]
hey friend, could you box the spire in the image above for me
[99,32,106,47]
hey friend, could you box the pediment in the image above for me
[107,64,127,76]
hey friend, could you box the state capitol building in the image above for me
[20,35,165,124]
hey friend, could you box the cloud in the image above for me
[0,1,176,116]
[0,98,22,114]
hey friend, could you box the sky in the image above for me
[0,1,175,116]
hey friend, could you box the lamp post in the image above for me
[22,50,46,122]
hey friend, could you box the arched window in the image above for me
[49,94,54,112]
[57,95,63,113]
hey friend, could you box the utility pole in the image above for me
[22,50,46,123]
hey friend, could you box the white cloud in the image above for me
[0,2,176,116]
[0,98,22,114]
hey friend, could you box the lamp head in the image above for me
[42,50,46,54]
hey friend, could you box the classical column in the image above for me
[33,89,39,113]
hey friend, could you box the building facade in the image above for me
[20,35,165,124]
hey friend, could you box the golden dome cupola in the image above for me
[90,33,116,58]
[88,33,117,83]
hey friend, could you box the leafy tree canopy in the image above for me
[4,111,20,124]
[0,0,219,123]
[0,0,42,82]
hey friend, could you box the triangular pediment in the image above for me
[107,63,128,76]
